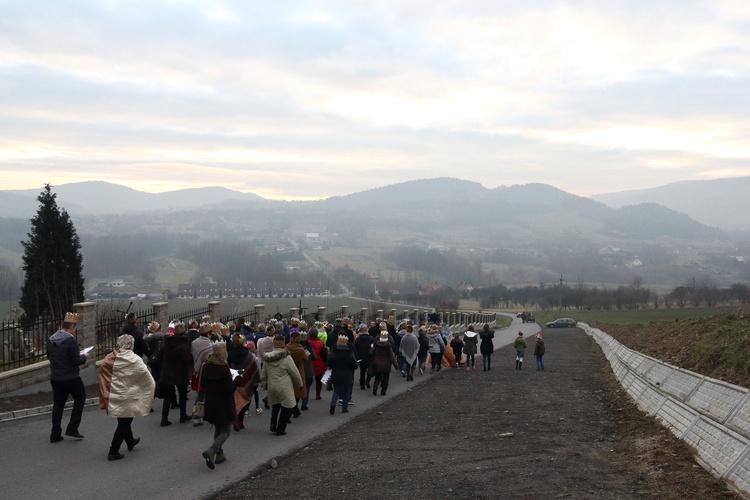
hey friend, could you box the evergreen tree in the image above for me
[19,184,85,324]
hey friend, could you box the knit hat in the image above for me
[117,334,135,350]
[148,321,160,333]
[273,334,286,348]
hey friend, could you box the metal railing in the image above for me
[0,315,58,371]
[95,307,156,358]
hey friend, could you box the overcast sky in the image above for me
[1,1,749,201]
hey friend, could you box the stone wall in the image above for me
[581,322,750,497]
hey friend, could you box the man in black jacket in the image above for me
[353,324,374,389]
[47,312,90,443]
[122,312,150,359]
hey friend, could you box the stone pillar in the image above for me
[341,305,349,318]
[152,302,169,331]
[317,306,326,323]
[208,301,221,322]
[254,304,265,323]
[73,301,96,362]
[360,308,368,322]
[290,307,299,319]
[376,309,383,321]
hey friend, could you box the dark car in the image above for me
[546,318,577,328]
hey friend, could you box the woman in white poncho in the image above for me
[98,334,156,461]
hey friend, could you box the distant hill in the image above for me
[592,176,750,232]
[5,181,264,216]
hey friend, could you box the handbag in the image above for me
[191,401,205,419]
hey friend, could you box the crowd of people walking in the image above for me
[46,311,544,469]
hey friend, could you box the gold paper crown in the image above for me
[64,312,80,323]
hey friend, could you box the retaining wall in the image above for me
[581,322,750,497]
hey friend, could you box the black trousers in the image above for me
[372,372,391,394]
[161,383,188,421]
[110,417,134,454]
[358,362,370,388]
[270,404,293,435]
[50,377,86,438]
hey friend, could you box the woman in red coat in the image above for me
[308,327,328,400]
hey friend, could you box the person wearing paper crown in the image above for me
[326,334,358,414]
[260,334,303,436]
[156,319,193,426]
[47,311,90,443]
[190,321,214,426]
[200,341,234,470]
[369,331,399,396]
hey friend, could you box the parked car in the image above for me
[546,318,577,328]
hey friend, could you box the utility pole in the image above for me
[559,274,564,312]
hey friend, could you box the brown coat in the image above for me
[286,341,309,399]
[158,335,193,385]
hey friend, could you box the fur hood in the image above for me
[263,347,290,364]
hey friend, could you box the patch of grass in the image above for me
[593,310,750,388]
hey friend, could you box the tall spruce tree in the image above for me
[19,184,85,324]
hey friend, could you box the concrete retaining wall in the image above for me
[581,322,750,497]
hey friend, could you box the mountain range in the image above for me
[0,177,747,288]
[3,176,745,234]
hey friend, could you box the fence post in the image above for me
[208,301,221,321]
[152,302,169,330]
[73,301,96,360]
[254,304,265,323]
[317,306,326,322]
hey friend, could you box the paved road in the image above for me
[0,316,539,500]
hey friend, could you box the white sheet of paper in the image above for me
[230,368,240,379]
[80,346,94,355]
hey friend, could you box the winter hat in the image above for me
[273,334,286,348]
[148,321,160,333]
[117,334,135,350]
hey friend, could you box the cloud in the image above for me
[1,0,750,200]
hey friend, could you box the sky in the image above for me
[1,1,750,201]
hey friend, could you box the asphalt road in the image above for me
[0,316,539,500]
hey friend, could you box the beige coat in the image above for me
[261,348,303,409]
[98,348,155,418]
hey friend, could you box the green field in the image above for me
[533,306,741,326]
